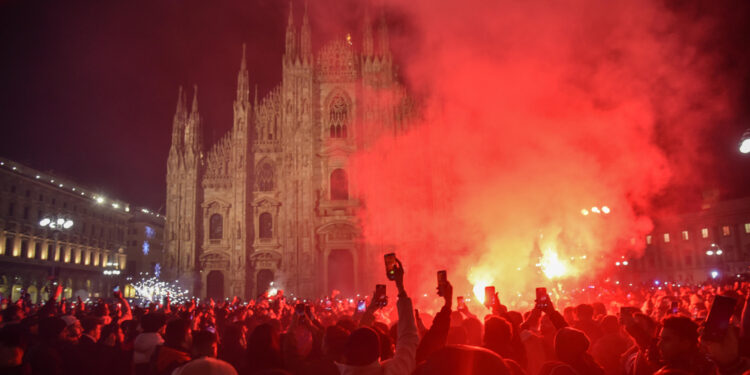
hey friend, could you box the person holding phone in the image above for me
[337,256,418,375]
[415,271,453,363]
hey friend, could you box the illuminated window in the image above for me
[646,235,652,245]
[259,213,272,239]
[663,233,670,243]
[701,228,709,238]
[210,214,223,239]
[722,226,731,236]
[681,231,689,241]
[330,169,348,200]
[257,162,274,191]
[745,223,750,234]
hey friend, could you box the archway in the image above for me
[206,271,224,301]
[256,269,274,298]
[328,249,354,296]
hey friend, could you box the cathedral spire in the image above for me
[378,9,390,56]
[170,85,187,151]
[236,44,249,104]
[284,1,297,59]
[300,1,312,59]
[185,85,203,155]
[362,7,374,57]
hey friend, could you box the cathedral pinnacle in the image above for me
[378,9,390,56]
[362,7,374,57]
[285,1,297,59]
[237,44,249,103]
[191,85,199,114]
[300,1,312,58]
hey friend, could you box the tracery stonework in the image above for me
[164,5,415,299]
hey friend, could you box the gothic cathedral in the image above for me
[164,5,414,299]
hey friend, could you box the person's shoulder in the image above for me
[176,357,238,375]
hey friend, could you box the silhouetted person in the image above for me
[134,313,166,375]
[657,316,716,375]
[151,318,191,375]
[174,329,237,375]
[554,327,604,375]
[246,323,284,373]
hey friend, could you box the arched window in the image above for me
[209,214,223,239]
[329,95,348,138]
[259,213,272,239]
[257,162,274,191]
[330,169,348,200]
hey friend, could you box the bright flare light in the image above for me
[540,248,569,279]
[469,271,494,304]
[740,133,750,154]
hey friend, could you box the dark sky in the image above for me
[0,0,749,212]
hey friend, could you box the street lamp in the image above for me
[740,129,750,154]
[39,216,74,230]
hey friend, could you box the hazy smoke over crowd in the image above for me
[344,0,735,304]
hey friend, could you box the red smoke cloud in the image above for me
[348,0,733,308]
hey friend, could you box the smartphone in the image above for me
[484,286,496,307]
[375,284,387,307]
[437,270,447,296]
[113,286,120,292]
[536,287,548,309]
[357,299,367,312]
[457,296,466,310]
[384,253,397,280]
[702,295,737,342]
[295,303,305,315]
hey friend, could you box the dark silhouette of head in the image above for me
[164,318,191,350]
[141,313,166,333]
[554,327,590,363]
[575,304,595,321]
[484,316,513,347]
[344,327,380,366]
[415,345,510,375]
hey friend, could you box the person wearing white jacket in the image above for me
[336,257,418,375]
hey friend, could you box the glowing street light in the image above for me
[581,209,589,216]
[601,206,610,214]
[39,216,74,230]
[740,129,750,154]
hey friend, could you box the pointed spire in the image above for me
[170,85,187,151]
[285,1,297,59]
[300,0,312,58]
[240,43,247,70]
[236,44,249,103]
[378,9,390,56]
[362,7,374,57]
[254,85,259,107]
[191,85,199,113]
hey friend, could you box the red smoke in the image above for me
[347,0,733,308]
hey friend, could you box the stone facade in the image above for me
[0,158,130,302]
[164,6,414,299]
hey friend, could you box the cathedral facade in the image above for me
[164,6,413,299]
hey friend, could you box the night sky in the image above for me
[1,0,749,212]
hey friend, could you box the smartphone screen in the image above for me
[484,286,495,307]
[384,253,397,280]
[703,295,737,342]
[357,300,367,312]
[113,286,120,292]
[457,296,466,310]
[536,287,548,308]
[375,284,387,307]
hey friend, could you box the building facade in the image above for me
[0,158,131,302]
[164,6,414,299]
[620,197,750,283]
[125,209,166,278]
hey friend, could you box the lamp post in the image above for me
[39,215,74,300]
[740,129,750,154]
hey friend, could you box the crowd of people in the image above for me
[1,258,750,375]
